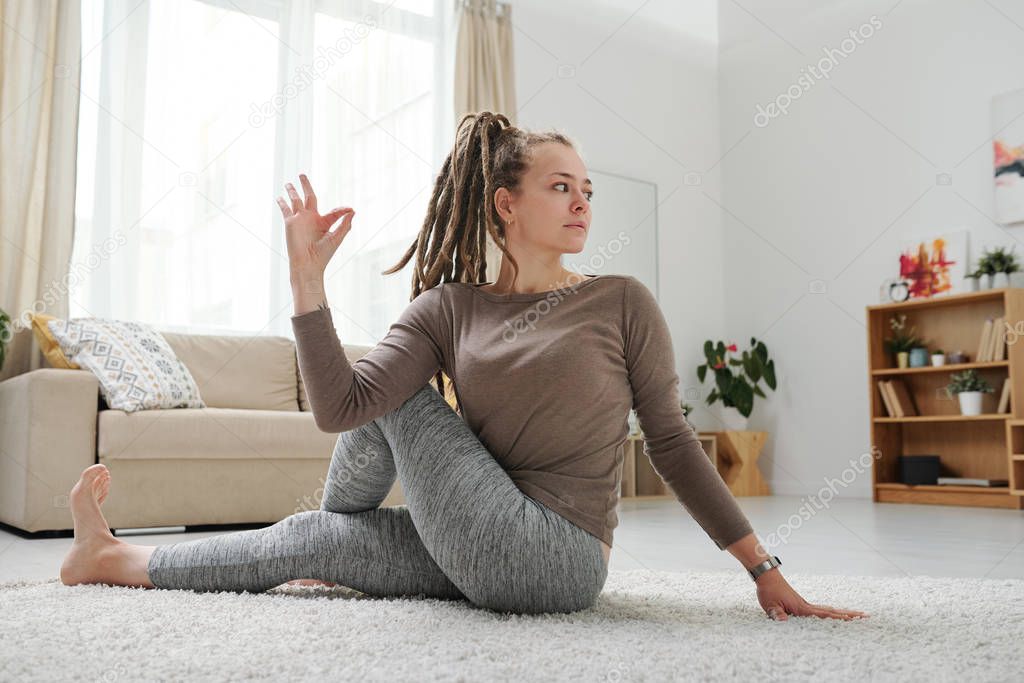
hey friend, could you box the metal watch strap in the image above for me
[747,555,782,582]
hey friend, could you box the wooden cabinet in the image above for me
[866,288,1024,510]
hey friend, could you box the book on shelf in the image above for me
[877,380,897,416]
[889,379,917,416]
[977,317,993,362]
[877,379,917,417]
[998,377,1012,414]
[976,316,1006,362]
[936,477,1009,487]
[990,316,1006,361]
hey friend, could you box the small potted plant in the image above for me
[946,369,993,416]
[964,271,980,292]
[931,348,945,366]
[909,344,930,367]
[977,247,1020,289]
[696,337,777,430]
[0,307,11,374]
[884,313,921,369]
[975,254,996,289]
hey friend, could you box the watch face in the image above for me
[889,281,910,302]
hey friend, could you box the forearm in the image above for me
[725,532,780,579]
[291,268,328,315]
[725,532,769,565]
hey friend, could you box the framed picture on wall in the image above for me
[897,229,969,299]
[993,89,1024,225]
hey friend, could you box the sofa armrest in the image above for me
[0,369,100,533]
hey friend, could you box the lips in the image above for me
[565,223,587,231]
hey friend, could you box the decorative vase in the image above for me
[980,274,994,290]
[957,391,984,416]
[993,272,1010,289]
[720,406,749,430]
[931,353,946,366]
[964,276,979,292]
[909,347,929,367]
[1010,271,1024,289]
[948,350,968,364]
[896,351,910,369]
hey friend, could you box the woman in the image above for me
[60,112,867,621]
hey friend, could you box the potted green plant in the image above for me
[884,313,921,368]
[976,253,997,290]
[946,369,993,416]
[930,348,945,366]
[0,308,11,374]
[977,246,1020,289]
[696,337,777,430]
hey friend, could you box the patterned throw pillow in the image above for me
[47,318,205,413]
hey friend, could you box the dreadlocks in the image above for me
[382,111,576,409]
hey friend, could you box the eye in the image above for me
[554,182,594,201]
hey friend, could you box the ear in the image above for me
[493,187,514,224]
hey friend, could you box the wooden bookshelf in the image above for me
[866,287,1024,510]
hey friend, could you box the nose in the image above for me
[571,192,587,215]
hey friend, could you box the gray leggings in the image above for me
[147,383,608,614]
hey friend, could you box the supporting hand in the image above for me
[755,571,869,621]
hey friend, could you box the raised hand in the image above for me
[277,173,355,276]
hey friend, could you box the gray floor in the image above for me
[1,495,1022,584]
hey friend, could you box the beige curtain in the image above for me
[0,0,81,381]
[454,0,516,281]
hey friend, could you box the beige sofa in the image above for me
[0,330,407,535]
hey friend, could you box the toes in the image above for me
[96,473,111,505]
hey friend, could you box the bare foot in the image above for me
[60,464,126,586]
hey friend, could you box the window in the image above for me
[73,0,454,345]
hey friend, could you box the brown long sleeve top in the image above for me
[290,273,754,550]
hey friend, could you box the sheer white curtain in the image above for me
[72,0,456,344]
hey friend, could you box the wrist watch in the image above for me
[747,555,782,582]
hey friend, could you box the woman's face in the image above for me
[497,142,593,255]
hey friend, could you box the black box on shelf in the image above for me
[899,454,940,485]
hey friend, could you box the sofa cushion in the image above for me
[31,313,79,369]
[47,318,205,412]
[162,333,298,412]
[98,407,338,461]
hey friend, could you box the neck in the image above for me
[487,249,584,295]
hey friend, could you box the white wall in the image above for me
[510,0,728,427]
[718,0,1024,497]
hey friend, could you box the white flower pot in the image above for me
[979,274,993,290]
[931,354,945,366]
[957,391,984,416]
[720,406,749,430]
[1010,271,1024,289]
[993,272,1010,289]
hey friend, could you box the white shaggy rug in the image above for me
[1,568,1021,682]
